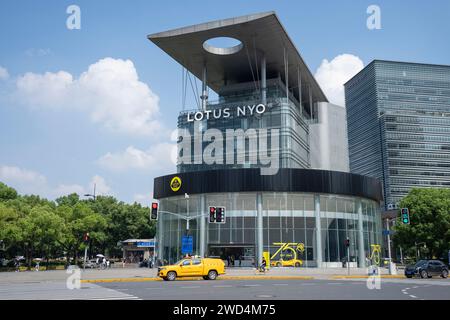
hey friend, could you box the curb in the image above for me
[330,275,405,279]
[81,275,315,283]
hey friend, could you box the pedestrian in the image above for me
[226,256,231,267]
[106,259,110,269]
[238,255,242,267]
[231,255,235,266]
[15,258,20,272]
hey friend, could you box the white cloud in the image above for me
[133,193,153,206]
[0,164,113,199]
[53,184,86,196]
[14,57,162,136]
[0,66,9,80]
[0,165,47,196]
[89,175,112,196]
[314,54,364,106]
[97,143,176,172]
[53,175,112,198]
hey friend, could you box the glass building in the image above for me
[149,12,383,268]
[345,60,450,208]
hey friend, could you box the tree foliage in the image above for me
[0,183,156,266]
[393,188,450,260]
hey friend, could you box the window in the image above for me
[182,260,191,266]
[192,259,201,265]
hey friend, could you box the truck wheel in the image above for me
[276,262,282,267]
[420,270,428,279]
[295,262,301,268]
[441,270,448,279]
[167,271,177,281]
[207,270,218,280]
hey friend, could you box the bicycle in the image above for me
[369,244,381,266]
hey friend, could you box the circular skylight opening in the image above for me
[203,37,243,55]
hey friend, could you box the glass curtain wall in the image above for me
[158,193,381,266]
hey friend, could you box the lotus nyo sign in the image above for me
[186,103,266,122]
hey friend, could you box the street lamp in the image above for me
[84,183,96,201]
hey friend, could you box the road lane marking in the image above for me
[180,286,200,289]
[243,284,261,287]
[409,295,418,298]
[213,285,232,288]
[273,284,288,286]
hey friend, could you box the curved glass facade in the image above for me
[157,192,381,267]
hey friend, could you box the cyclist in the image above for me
[259,259,267,272]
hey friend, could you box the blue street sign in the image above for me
[382,230,390,236]
[181,236,193,254]
[136,241,155,247]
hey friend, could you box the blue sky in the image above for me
[0,0,449,204]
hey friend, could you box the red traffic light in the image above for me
[151,202,158,220]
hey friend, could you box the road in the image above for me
[0,278,449,300]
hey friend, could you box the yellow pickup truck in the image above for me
[158,257,225,281]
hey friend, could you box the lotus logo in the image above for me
[170,176,182,192]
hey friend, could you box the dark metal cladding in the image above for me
[153,168,383,202]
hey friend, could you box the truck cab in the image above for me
[158,257,225,281]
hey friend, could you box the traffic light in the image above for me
[345,238,350,247]
[401,208,410,225]
[83,232,90,243]
[151,202,158,220]
[216,207,226,224]
[209,206,216,223]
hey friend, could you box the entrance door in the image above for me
[208,245,253,267]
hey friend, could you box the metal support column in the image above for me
[284,48,289,101]
[297,65,302,111]
[257,193,263,267]
[357,200,366,268]
[158,213,164,264]
[261,55,266,105]
[200,194,206,257]
[308,84,313,120]
[314,195,323,268]
[201,64,208,111]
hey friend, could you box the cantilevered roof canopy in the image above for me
[148,11,328,103]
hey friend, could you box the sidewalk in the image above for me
[0,266,399,284]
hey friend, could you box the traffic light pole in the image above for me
[83,246,88,271]
[347,244,350,275]
[386,218,392,274]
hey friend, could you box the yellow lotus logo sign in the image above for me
[170,176,182,192]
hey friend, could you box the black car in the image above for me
[404,260,448,279]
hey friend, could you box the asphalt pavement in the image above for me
[0,275,449,300]
[94,278,450,300]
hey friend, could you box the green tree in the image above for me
[56,201,107,265]
[0,203,22,251]
[393,188,450,260]
[0,182,18,201]
[86,196,155,257]
[18,205,64,269]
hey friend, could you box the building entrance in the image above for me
[208,244,255,267]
